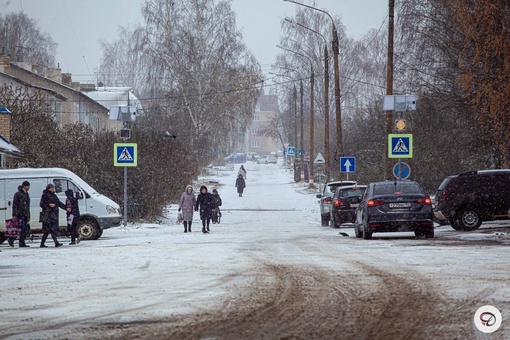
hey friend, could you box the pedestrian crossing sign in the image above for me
[388,134,413,158]
[114,143,138,166]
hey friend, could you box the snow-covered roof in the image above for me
[0,134,22,156]
[83,87,143,114]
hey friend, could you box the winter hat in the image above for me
[65,189,74,197]
[200,185,208,193]
[212,189,218,194]
[22,181,30,187]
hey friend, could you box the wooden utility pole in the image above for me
[384,0,395,179]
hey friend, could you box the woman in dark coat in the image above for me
[39,183,66,247]
[179,185,196,233]
[195,185,213,233]
[235,174,246,197]
[65,189,81,244]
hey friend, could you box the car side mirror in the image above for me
[316,194,322,199]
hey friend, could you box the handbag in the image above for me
[39,211,49,223]
[5,218,22,237]
[176,212,183,224]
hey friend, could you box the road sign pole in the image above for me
[123,166,128,226]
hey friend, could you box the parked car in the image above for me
[434,169,510,231]
[330,185,367,228]
[225,153,246,163]
[316,180,357,226]
[257,155,277,164]
[354,180,434,239]
[248,152,260,161]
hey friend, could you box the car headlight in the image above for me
[106,205,117,214]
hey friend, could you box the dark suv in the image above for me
[434,170,510,230]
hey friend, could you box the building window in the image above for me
[252,128,259,135]
[254,114,260,121]
[251,140,260,147]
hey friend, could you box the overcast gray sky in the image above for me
[1,0,387,83]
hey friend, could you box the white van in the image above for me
[0,168,122,242]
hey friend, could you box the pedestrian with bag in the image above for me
[211,189,222,224]
[235,174,246,197]
[238,165,247,179]
[8,181,31,247]
[195,185,213,233]
[39,183,66,248]
[179,185,196,233]
[65,189,81,245]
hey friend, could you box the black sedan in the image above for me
[354,180,434,239]
[330,185,367,228]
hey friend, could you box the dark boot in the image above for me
[51,233,62,247]
[40,233,48,247]
[183,221,188,233]
[188,221,192,232]
[8,238,14,247]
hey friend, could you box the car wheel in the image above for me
[354,225,363,238]
[457,209,482,231]
[414,230,424,238]
[321,214,329,227]
[330,215,340,228]
[76,219,100,241]
[0,233,5,245]
[362,224,372,240]
[424,227,434,238]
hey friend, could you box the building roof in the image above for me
[83,87,143,114]
[0,134,22,156]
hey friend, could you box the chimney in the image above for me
[0,107,12,142]
[46,67,62,83]
[62,73,72,86]
[0,54,10,74]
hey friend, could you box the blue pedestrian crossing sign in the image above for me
[287,146,295,156]
[388,134,413,158]
[340,157,356,173]
[114,143,138,166]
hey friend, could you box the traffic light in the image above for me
[395,119,406,131]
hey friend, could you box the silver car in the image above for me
[316,180,357,226]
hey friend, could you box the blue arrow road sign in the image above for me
[340,157,356,173]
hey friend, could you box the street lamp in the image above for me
[283,0,342,179]
[285,17,330,183]
[276,45,314,184]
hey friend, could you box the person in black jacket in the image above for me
[65,189,81,245]
[39,183,66,248]
[9,181,31,247]
[211,189,222,224]
[235,174,246,197]
[195,185,213,233]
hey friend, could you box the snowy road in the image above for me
[1,160,509,339]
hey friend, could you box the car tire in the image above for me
[362,224,372,240]
[354,225,363,238]
[321,214,329,227]
[331,215,340,228]
[76,219,100,241]
[456,209,482,231]
[0,233,5,245]
[424,227,434,238]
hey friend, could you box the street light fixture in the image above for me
[284,17,330,183]
[283,0,342,179]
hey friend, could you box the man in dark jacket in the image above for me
[211,189,222,224]
[195,185,213,233]
[235,174,246,197]
[65,189,81,245]
[39,183,66,248]
[9,181,31,247]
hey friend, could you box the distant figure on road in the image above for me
[211,189,222,224]
[235,174,246,197]
[238,165,247,179]
[179,185,196,233]
[195,185,213,233]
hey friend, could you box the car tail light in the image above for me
[333,199,344,207]
[322,197,332,204]
[441,191,448,201]
[369,223,382,228]
[367,199,384,207]
[416,197,432,205]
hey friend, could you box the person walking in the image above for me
[39,183,66,248]
[211,189,222,224]
[179,185,196,233]
[235,174,246,197]
[195,185,213,233]
[8,181,31,247]
[65,189,81,244]
[238,165,247,179]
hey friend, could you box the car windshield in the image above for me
[373,182,422,195]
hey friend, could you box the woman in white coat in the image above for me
[179,185,196,233]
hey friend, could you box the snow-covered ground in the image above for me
[1,159,509,339]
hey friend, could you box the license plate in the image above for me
[389,202,411,208]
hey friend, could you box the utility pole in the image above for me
[309,65,315,187]
[385,0,395,179]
